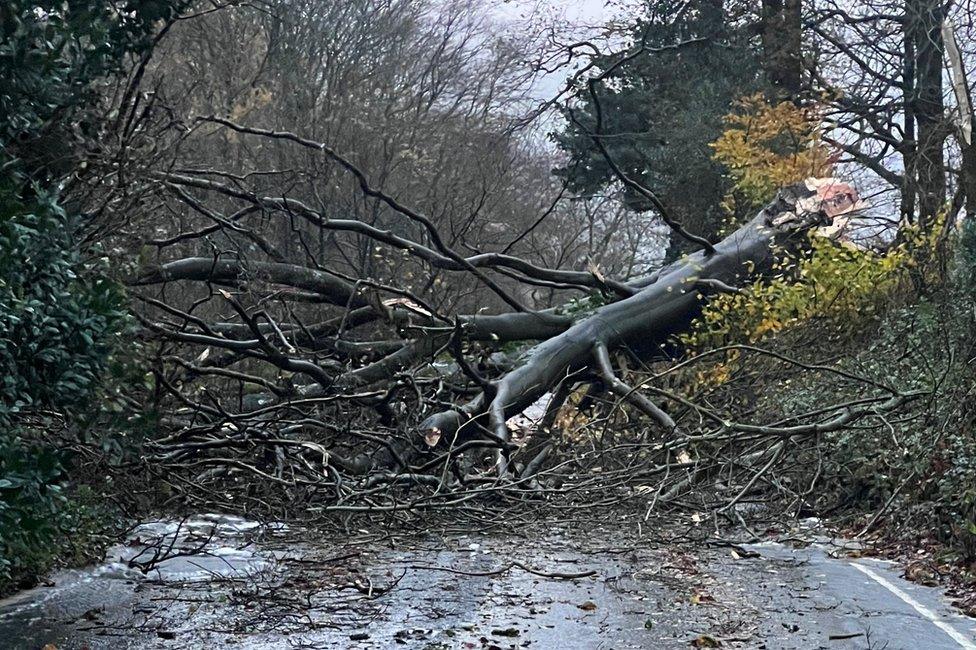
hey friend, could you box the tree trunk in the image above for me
[907,0,946,227]
[421,179,860,473]
[762,0,803,98]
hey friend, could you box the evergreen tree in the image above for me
[554,0,764,262]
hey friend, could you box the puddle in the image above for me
[120,513,284,581]
[0,513,284,648]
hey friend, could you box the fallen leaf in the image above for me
[691,634,721,647]
[690,590,713,605]
[491,627,520,637]
[904,560,940,586]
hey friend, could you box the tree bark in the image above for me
[762,0,803,98]
[906,0,946,227]
[421,179,860,473]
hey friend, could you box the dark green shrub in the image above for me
[0,0,185,591]
[761,265,976,556]
[0,179,127,587]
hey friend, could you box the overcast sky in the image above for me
[487,0,635,105]
[491,0,615,25]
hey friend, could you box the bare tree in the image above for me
[807,0,961,227]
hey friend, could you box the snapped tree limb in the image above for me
[420,178,862,475]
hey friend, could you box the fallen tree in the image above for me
[130,140,921,515]
[418,178,863,474]
[9,0,947,558]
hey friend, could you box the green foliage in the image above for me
[0,183,126,422]
[0,179,127,588]
[0,0,182,140]
[555,292,611,318]
[0,479,119,588]
[0,437,68,586]
[554,0,764,261]
[0,0,183,591]
[774,289,976,557]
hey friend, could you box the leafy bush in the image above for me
[680,222,974,557]
[780,290,976,556]
[0,185,126,418]
[0,0,185,591]
[683,235,910,352]
[675,91,976,556]
[0,180,126,588]
[0,0,183,138]
[711,94,834,219]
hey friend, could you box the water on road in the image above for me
[0,514,973,649]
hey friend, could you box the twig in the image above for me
[408,561,596,580]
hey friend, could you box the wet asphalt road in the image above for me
[736,541,976,649]
[0,515,973,649]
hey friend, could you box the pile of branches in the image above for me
[126,119,921,518]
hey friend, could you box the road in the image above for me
[0,515,973,649]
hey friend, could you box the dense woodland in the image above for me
[3,0,976,596]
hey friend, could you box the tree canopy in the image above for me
[554,0,764,261]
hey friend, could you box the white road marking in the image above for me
[850,561,976,649]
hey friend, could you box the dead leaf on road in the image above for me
[491,627,520,637]
[691,634,722,647]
